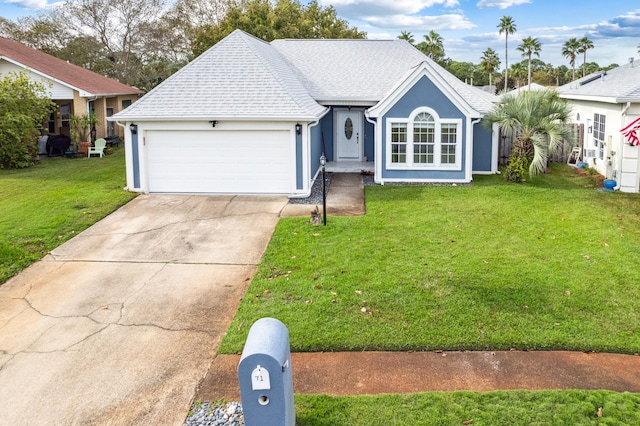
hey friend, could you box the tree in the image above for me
[192,0,365,56]
[562,38,581,81]
[483,90,573,182]
[510,61,527,88]
[479,48,500,89]
[398,31,415,45]
[517,36,541,90]
[417,31,445,63]
[498,16,516,92]
[0,72,55,168]
[579,37,594,77]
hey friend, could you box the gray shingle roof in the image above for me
[271,38,496,113]
[114,30,327,120]
[115,30,496,121]
[557,60,640,103]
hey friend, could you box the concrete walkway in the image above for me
[0,195,288,426]
[281,173,366,217]
[197,351,640,401]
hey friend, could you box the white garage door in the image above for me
[146,130,293,193]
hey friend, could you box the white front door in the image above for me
[336,110,362,160]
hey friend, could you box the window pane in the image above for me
[413,118,435,164]
[441,123,457,164]
[391,123,407,163]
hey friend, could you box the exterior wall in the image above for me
[472,122,494,173]
[310,121,323,179]
[568,99,640,192]
[0,59,73,99]
[319,109,334,160]
[381,76,468,182]
[124,120,304,195]
[92,97,107,139]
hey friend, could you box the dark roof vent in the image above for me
[579,72,605,85]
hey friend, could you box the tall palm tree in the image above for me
[516,36,541,90]
[398,31,415,45]
[579,36,594,77]
[418,30,445,62]
[480,48,500,89]
[498,16,517,92]
[483,90,574,182]
[562,38,581,81]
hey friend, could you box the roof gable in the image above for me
[0,37,141,96]
[557,60,640,103]
[114,30,327,121]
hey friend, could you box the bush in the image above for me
[0,72,55,168]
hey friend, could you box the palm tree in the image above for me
[562,38,581,81]
[579,36,594,77]
[498,16,517,92]
[516,36,541,90]
[510,62,527,88]
[418,31,445,62]
[398,31,415,45]
[483,90,574,182]
[479,48,500,89]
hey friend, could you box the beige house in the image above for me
[0,36,142,143]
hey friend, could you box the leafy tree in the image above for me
[517,36,541,89]
[483,90,573,182]
[0,72,55,168]
[562,37,581,81]
[479,48,500,89]
[417,31,445,64]
[398,31,415,45]
[579,36,594,78]
[498,16,516,92]
[192,0,365,56]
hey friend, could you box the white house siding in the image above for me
[0,60,74,99]
[568,99,640,192]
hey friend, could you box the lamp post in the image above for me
[320,154,327,226]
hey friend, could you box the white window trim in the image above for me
[385,107,462,171]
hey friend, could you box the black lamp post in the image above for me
[320,154,327,226]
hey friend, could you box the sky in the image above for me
[2,0,639,68]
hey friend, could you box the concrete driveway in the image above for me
[0,194,288,425]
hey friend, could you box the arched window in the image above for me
[387,107,462,169]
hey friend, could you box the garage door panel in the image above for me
[147,130,292,193]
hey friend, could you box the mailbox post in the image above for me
[238,318,295,426]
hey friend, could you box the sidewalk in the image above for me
[196,351,640,401]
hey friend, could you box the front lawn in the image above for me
[0,149,137,284]
[220,164,640,354]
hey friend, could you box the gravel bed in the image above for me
[288,172,332,205]
[184,401,244,426]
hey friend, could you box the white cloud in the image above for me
[476,0,530,9]
[3,0,50,9]
[365,13,475,31]
[320,0,459,19]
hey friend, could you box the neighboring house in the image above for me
[0,37,142,144]
[558,59,640,193]
[511,82,548,94]
[111,30,498,195]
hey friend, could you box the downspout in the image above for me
[364,109,381,184]
[617,102,631,190]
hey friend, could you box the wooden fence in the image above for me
[497,123,583,165]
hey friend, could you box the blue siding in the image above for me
[310,122,323,179]
[381,76,467,181]
[363,117,375,161]
[132,131,140,188]
[472,123,493,172]
[320,110,334,160]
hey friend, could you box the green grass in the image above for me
[295,390,640,425]
[220,164,640,354]
[0,148,137,284]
